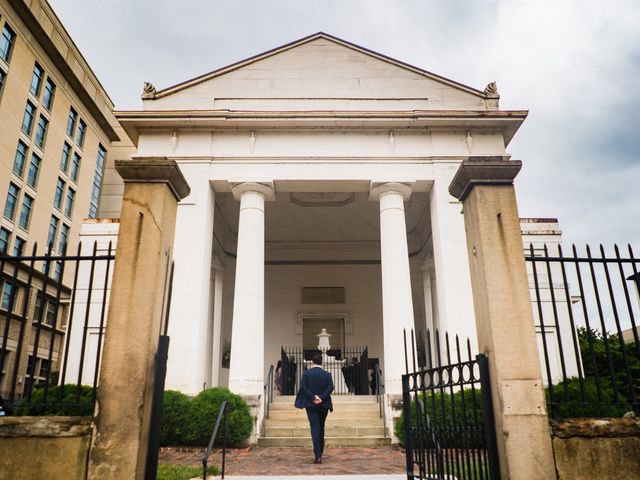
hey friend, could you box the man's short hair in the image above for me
[311,351,323,365]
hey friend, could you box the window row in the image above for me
[60,141,81,182]
[3,183,33,231]
[0,22,15,64]
[0,279,63,317]
[29,62,56,111]
[12,140,42,189]
[47,215,70,253]
[21,100,49,149]
[66,107,86,149]
[0,227,26,256]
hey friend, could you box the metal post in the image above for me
[477,354,500,480]
[144,335,170,480]
[401,374,414,478]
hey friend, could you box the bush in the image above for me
[13,384,94,416]
[395,388,485,448]
[545,377,631,418]
[160,390,191,446]
[160,387,252,447]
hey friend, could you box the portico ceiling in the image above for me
[214,191,430,247]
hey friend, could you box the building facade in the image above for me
[111,33,527,410]
[0,0,121,399]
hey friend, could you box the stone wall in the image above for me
[551,418,640,480]
[0,416,92,480]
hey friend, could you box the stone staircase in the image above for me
[258,395,390,447]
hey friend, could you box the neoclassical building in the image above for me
[108,32,529,400]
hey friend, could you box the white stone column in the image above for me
[421,259,435,334]
[370,182,415,394]
[228,182,275,395]
[429,162,477,351]
[210,256,225,387]
[165,163,215,394]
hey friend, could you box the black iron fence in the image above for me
[0,242,114,415]
[280,345,371,395]
[526,243,640,418]
[402,329,500,480]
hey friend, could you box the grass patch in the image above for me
[157,463,219,480]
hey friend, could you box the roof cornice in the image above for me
[116,109,528,146]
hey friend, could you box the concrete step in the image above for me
[257,436,391,447]
[269,401,380,411]
[267,409,380,420]
[264,425,385,437]
[264,417,384,427]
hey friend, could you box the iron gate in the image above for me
[402,329,499,480]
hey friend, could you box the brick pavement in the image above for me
[159,446,406,476]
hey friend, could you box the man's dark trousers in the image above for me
[306,405,328,459]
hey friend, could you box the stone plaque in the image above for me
[301,287,345,304]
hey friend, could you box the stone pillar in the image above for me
[228,182,275,395]
[370,182,415,395]
[430,162,476,349]
[210,256,225,387]
[449,156,556,480]
[165,163,215,394]
[88,158,190,480]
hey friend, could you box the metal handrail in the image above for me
[374,363,386,437]
[264,364,274,420]
[201,400,227,480]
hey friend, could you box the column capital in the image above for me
[230,182,276,201]
[369,182,413,201]
[115,157,191,201]
[448,156,522,201]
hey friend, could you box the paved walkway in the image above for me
[160,445,406,476]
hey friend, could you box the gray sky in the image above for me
[49,0,640,249]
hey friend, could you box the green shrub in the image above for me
[395,388,485,448]
[160,390,191,446]
[545,376,631,418]
[181,387,253,447]
[13,384,94,416]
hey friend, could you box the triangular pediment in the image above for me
[148,33,493,111]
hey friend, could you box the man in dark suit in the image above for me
[294,351,334,464]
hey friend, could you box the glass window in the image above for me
[1,282,16,311]
[0,228,9,254]
[42,78,55,110]
[70,153,81,182]
[18,194,33,230]
[76,119,86,148]
[0,24,16,63]
[60,142,71,172]
[13,236,25,256]
[58,223,69,253]
[66,107,77,137]
[52,261,62,282]
[21,101,36,136]
[47,215,59,248]
[89,144,107,218]
[3,183,19,221]
[54,178,65,210]
[64,188,75,218]
[34,115,48,149]
[29,63,44,97]
[26,153,41,188]
[0,70,5,94]
[12,141,28,177]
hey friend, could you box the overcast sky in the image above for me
[48,0,640,249]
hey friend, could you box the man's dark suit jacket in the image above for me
[294,366,334,412]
